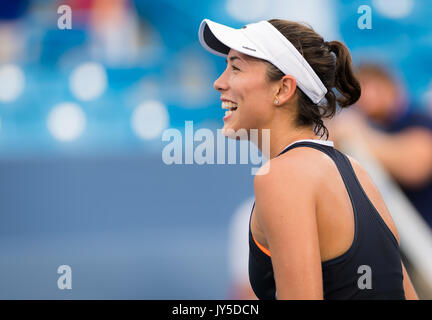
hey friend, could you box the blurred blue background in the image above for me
[0,0,431,299]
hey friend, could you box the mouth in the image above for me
[222,100,238,111]
[222,101,238,120]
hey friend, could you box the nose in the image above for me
[213,69,228,92]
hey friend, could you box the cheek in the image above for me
[245,85,272,120]
[228,71,273,127]
[235,77,270,109]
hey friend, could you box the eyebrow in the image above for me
[225,56,242,64]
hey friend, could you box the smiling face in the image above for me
[213,49,278,137]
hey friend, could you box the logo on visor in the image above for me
[242,46,256,52]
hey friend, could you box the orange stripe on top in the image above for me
[252,233,271,257]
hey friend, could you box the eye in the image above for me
[232,65,240,71]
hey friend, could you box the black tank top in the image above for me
[248,141,405,300]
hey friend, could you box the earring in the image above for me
[274,98,279,105]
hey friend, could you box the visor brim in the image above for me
[198,19,265,59]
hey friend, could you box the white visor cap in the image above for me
[198,19,327,104]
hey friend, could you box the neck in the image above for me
[253,124,319,160]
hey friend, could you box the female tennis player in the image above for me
[198,18,419,300]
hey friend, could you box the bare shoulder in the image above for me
[253,147,329,217]
[254,146,364,195]
[251,149,320,248]
[254,147,329,183]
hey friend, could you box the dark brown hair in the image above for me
[265,19,361,138]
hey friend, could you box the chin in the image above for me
[222,125,249,140]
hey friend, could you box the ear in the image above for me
[275,75,297,105]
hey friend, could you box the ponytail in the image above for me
[327,40,361,108]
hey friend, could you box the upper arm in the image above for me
[254,159,323,299]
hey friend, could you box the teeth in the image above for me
[225,110,233,117]
[222,101,238,110]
